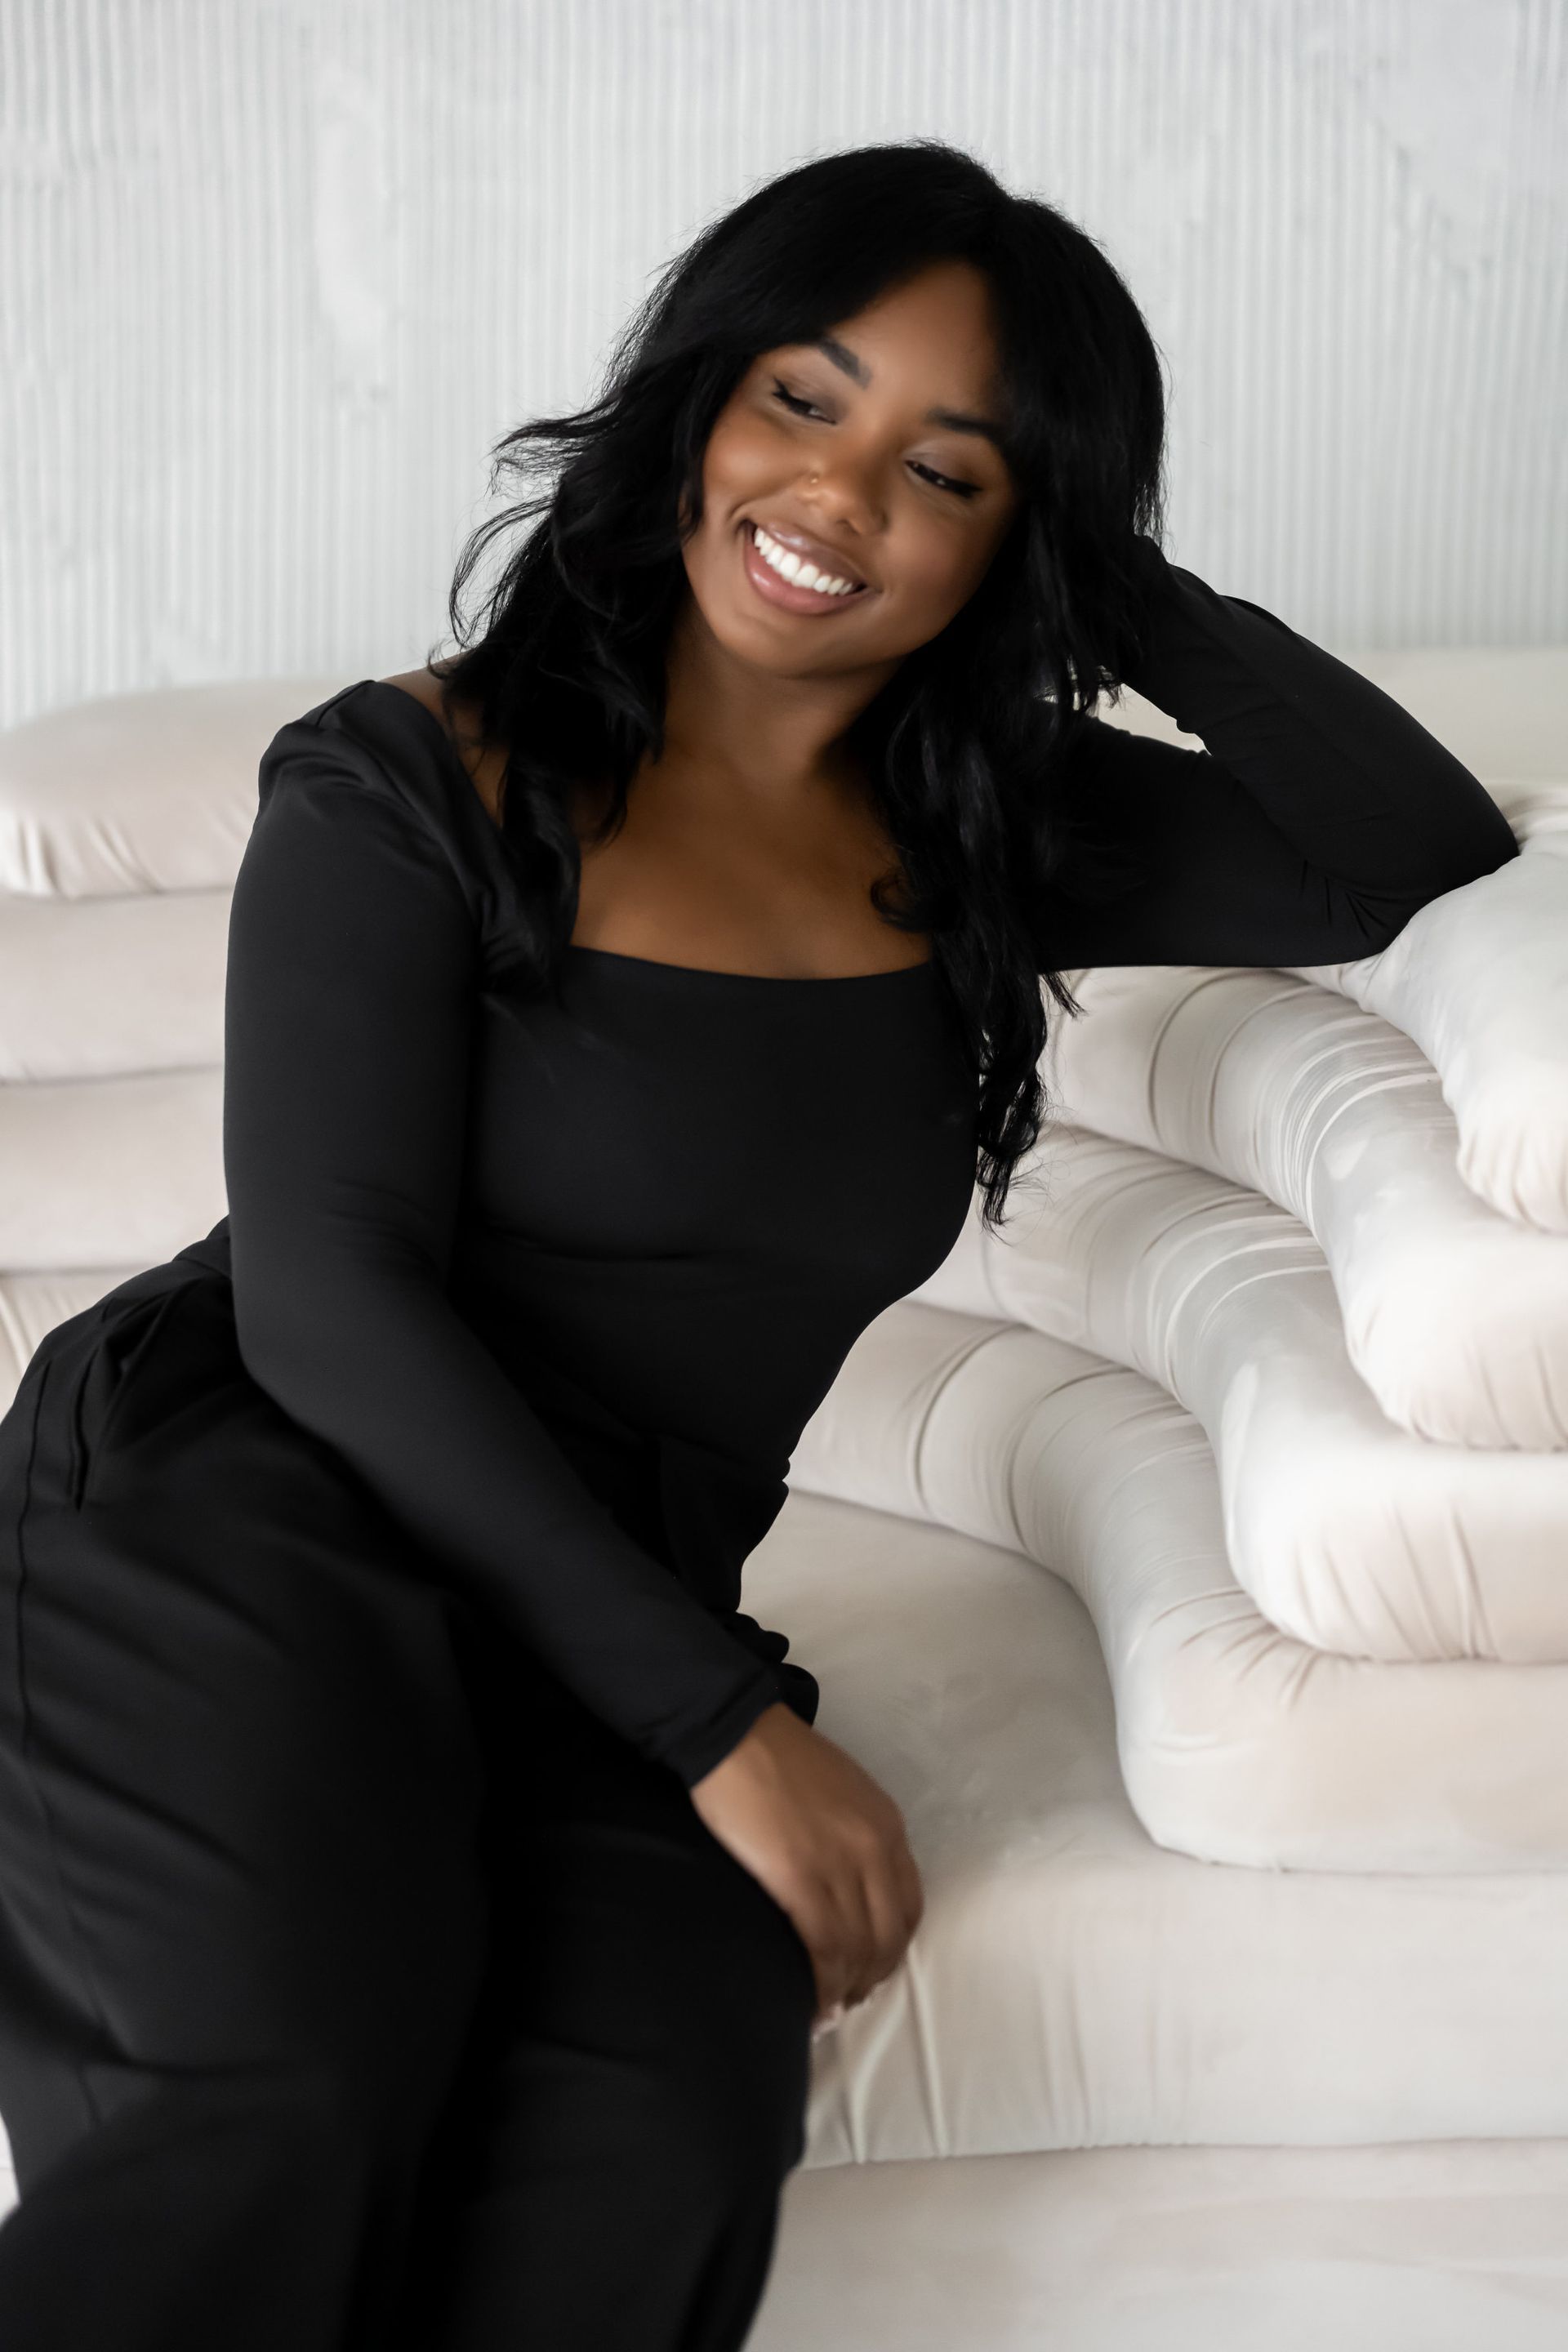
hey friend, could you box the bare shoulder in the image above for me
[376,665,463,726]
[373,666,613,843]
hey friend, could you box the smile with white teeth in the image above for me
[750,522,863,598]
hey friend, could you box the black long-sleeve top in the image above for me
[215,540,1518,1789]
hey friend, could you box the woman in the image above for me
[0,140,1517,2350]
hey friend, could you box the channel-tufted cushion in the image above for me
[906,1124,1568,1661]
[1037,960,1568,1450]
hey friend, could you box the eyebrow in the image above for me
[811,336,1007,450]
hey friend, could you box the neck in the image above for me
[657,588,898,805]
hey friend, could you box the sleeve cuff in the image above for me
[662,1664,786,1791]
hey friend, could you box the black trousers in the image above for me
[0,1251,816,2350]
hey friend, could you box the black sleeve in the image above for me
[1030,536,1521,970]
[220,734,785,1789]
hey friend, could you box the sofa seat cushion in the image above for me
[911,1130,1568,1663]
[783,1297,1568,1873]
[742,1472,1568,2163]
[1040,961,1568,1449]
[752,2139,1568,2350]
[0,677,350,896]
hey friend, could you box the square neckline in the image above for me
[359,678,936,988]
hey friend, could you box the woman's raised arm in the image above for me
[1031,537,1519,971]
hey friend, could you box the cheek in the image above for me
[897,523,986,617]
[702,410,772,505]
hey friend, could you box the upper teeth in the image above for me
[751,523,860,597]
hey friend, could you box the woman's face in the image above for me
[681,258,1022,684]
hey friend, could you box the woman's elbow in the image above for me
[229,1281,341,1433]
[1350,826,1521,953]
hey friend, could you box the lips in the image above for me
[738,521,869,618]
[744,517,870,594]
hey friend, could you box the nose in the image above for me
[797,452,886,541]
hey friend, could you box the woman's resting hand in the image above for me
[687,1699,924,2029]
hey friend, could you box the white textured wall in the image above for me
[2,0,1565,726]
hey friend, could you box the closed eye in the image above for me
[768,380,982,501]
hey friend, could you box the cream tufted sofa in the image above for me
[2,655,1566,2348]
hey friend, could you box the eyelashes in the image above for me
[767,380,981,500]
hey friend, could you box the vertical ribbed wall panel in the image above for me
[2,0,1564,724]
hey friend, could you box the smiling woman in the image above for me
[396,140,1175,1155]
[0,137,1517,2352]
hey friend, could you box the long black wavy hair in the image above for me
[425,138,1169,1231]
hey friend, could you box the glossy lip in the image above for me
[738,517,873,617]
[751,514,870,589]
